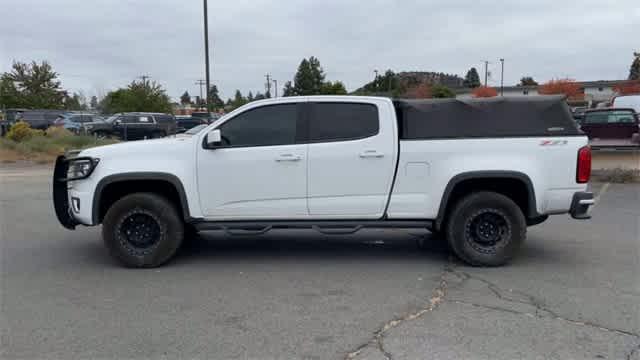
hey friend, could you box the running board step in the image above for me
[192,220,433,235]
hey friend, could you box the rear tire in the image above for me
[446,192,526,266]
[102,193,184,268]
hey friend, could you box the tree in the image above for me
[538,78,584,100]
[629,52,640,80]
[613,80,640,95]
[247,91,254,102]
[291,57,326,95]
[463,67,481,88]
[519,76,538,86]
[207,84,224,110]
[282,81,295,97]
[90,95,99,110]
[1,60,66,109]
[229,89,248,110]
[320,81,347,95]
[405,83,432,98]
[100,79,172,113]
[254,92,266,100]
[180,91,191,105]
[431,84,455,98]
[64,92,87,110]
[472,86,498,98]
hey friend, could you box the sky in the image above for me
[1,0,638,102]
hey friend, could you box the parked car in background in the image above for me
[612,94,640,113]
[16,110,65,130]
[53,113,103,134]
[191,111,221,123]
[581,108,640,148]
[85,112,176,140]
[571,106,587,124]
[175,116,208,133]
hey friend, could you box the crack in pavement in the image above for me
[344,258,453,360]
[345,262,638,360]
[450,269,640,339]
[627,343,640,360]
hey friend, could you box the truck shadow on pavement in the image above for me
[172,230,451,266]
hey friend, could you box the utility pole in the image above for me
[195,80,206,108]
[265,74,272,97]
[482,60,490,87]
[203,0,211,113]
[272,79,278,98]
[499,58,505,96]
[138,75,151,85]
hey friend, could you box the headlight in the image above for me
[66,157,100,181]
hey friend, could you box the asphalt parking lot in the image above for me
[1,165,638,360]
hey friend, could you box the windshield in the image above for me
[584,110,636,124]
[104,114,120,123]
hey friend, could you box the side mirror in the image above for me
[114,119,122,126]
[206,129,222,148]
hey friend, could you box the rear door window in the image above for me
[309,103,379,142]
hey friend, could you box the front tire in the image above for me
[102,193,184,267]
[446,192,526,266]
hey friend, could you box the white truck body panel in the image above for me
[64,95,589,228]
[386,137,588,219]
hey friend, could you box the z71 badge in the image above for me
[540,140,569,146]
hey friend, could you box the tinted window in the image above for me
[69,115,83,123]
[219,104,297,147]
[584,111,637,124]
[155,115,173,123]
[122,115,152,124]
[309,103,379,142]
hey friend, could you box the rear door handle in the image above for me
[359,150,384,158]
[275,154,301,162]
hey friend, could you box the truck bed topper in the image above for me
[394,95,581,139]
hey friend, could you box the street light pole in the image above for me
[272,79,278,97]
[203,0,211,114]
[499,58,505,96]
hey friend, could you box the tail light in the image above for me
[576,146,591,183]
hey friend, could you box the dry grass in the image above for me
[0,133,117,164]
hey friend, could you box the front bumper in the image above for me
[53,155,99,229]
[569,191,594,220]
[53,156,79,229]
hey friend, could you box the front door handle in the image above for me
[359,150,384,158]
[275,154,301,162]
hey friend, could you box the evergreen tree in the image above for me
[463,67,481,88]
[629,52,640,80]
[282,81,295,97]
[207,84,224,110]
[180,91,191,105]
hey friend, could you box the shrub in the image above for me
[45,126,74,138]
[6,121,44,142]
[594,168,640,183]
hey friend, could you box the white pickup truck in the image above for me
[53,95,593,268]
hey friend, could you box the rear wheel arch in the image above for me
[92,173,190,225]
[435,171,537,231]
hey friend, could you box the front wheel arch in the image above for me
[93,173,191,225]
